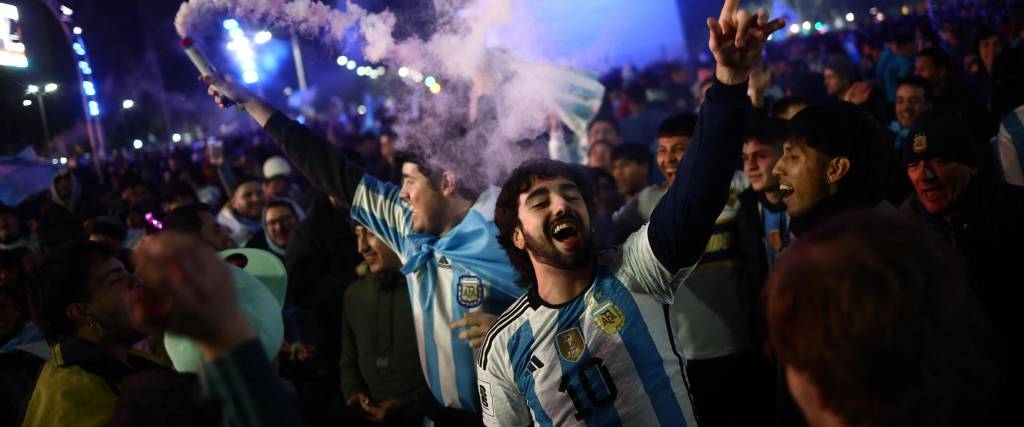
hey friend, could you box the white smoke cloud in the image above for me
[175,0,605,188]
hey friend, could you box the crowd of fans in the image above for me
[2,1,1023,426]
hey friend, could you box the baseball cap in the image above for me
[262,156,292,181]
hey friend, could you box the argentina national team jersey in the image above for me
[477,224,698,426]
[351,175,524,413]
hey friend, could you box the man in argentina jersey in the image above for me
[199,77,525,418]
[477,2,784,425]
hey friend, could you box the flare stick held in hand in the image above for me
[180,37,236,108]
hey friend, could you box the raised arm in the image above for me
[648,1,784,272]
[201,75,365,209]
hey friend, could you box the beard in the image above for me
[522,213,595,271]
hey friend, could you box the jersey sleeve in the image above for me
[477,349,533,426]
[350,175,411,256]
[608,223,695,304]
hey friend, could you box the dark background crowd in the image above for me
[2,1,1024,426]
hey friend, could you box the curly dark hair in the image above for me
[494,159,595,286]
[31,240,118,343]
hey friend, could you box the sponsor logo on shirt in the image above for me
[457,275,483,307]
[437,255,451,269]
[556,327,585,362]
[478,381,494,417]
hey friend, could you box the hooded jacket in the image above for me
[246,198,305,258]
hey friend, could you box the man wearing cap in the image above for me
[899,108,1024,388]
[263,156,295,200]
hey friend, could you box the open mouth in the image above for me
[551,219,580,244]
[779,183,794,199]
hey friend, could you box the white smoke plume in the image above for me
[175,0,604,188]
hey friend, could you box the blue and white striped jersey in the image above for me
[477,224,698,426]
[351,175,524,413]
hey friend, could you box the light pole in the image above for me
[25,83,58,147]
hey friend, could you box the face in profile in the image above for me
[772,140,832,218]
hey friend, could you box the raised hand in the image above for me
[132,232,255,360]
[843,82,873,105]
[199,74,254,110]
[707,0,785,84]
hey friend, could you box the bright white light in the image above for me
[346,60,356,70]
[398,66,409,77]
[846,12,855,22]
[72,42,85,55]
[424,76,437,87]
[254,31,272,44]
[59,157,68,165]
[60,5,72,16]
[240,60,257,71]
[336,55,348,66]
[82,81,95,96]
[429,83,441,94]
[228,27,244,40]
[26,84,38,94]
[89,100,100,116]
[122,99,134,109]
[73,26,82,35]
[226,41,237,51]
[22,99,31,106]
[235,46,254,61]
[356,66,366,76]
[172,133,182,142]
[222,19,239,30]
[52,159,58,165]
[133,139,143,149]
[357,105,367,115]
[802,21,811,31]
[767,33,774,41]
[875,12,884,22]
[789,23,800,34]
[377,66,386,76]
[44,83,58,92]
[242,70,259,83]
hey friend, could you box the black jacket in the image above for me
[900,175,1024,358]
[734,188,788,346]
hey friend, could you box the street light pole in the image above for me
[35,93,51,146]
[26,83,57,148]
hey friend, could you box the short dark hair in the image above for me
[611,144,652,168]
[917,47,953,72]
[394,149,485,202]
[31,240,118,343]
[745,116,787,151]
[896,75,933,102]
[657,113,698,139]
[495,159,595,286]
[163,203,213,236]
[625,82,647,105]
[766,210,1000,426]
[164,181,197,205]
[87,218,127,242]
[586,116,621,135]
[265,199,299,217]
[786,101,885,199]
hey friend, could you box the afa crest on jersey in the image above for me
[591,300,625,335]
[457,275,483,307]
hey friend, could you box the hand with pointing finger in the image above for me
[708,0,786,85]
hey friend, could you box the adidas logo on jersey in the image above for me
[437,256,451,269]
